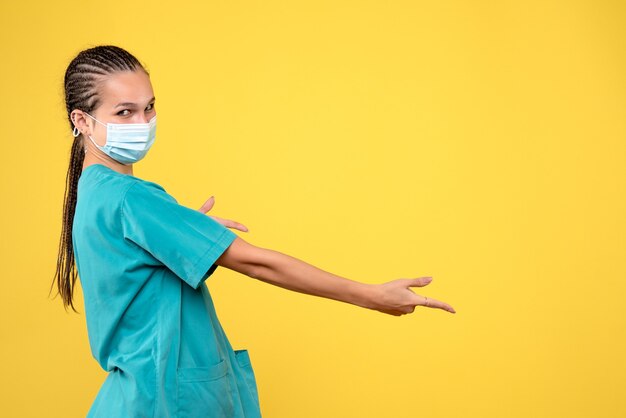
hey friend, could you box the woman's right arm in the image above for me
[215,236,456,316]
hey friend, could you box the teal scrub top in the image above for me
[72,163,262,418]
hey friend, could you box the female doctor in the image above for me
[51,45,456,418]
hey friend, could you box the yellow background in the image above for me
[1,0,624,417]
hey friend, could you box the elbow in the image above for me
[216,236,270,280]
[246,264,268,281]
[246,265,261,280]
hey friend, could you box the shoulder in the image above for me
[121,177,178,210]
[80,165,168,197]
[122,178,168,198]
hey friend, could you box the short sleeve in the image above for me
[121,181,237,289]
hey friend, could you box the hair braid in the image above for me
[50,45,148,312]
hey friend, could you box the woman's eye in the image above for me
[116,103,153,116]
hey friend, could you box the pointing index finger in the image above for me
[418,295,456,314]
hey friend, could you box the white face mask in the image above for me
[83,112,157,165]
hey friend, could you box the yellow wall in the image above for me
[1,1,624,416]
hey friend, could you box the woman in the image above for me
[51,45,456,418]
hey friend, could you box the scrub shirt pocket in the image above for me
[176,358,234,418]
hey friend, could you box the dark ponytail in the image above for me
[50,45,147,312]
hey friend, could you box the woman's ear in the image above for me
[70,110,91,136]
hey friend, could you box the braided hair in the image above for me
[50,45,148,312]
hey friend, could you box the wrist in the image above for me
[349,282,377,310]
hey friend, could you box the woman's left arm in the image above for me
[215,236,456,317]
[196,195,456,316]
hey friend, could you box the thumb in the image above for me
[198,196,215,213]
[408,276,433,287]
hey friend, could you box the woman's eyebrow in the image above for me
[114,96,156,108]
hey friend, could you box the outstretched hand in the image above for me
[369,277,456,316]
[197,196,249,232]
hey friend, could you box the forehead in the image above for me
[98,70,154,105]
